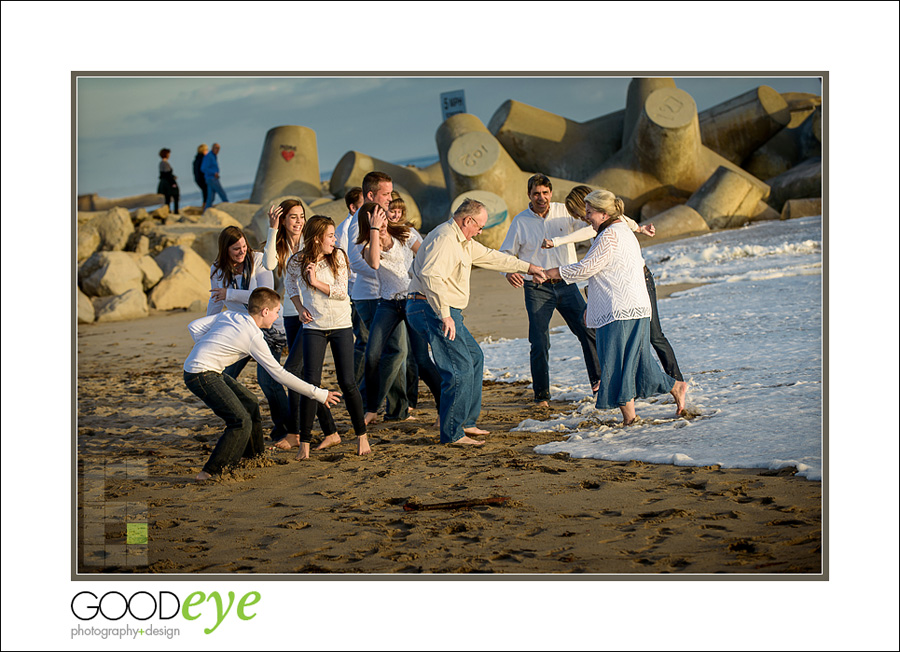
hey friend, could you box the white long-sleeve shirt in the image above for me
[559,222,651,329]
[262,228,301,319]
[549,213,641,248]
[184,311,329,403]
[346,210,381,301]
[286,252,352,330]
[335,213,356,292]
[500,202,594,281]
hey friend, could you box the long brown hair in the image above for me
[270,199,304,277]
[211,226,253,287]
[355,201,410,246]
[291,215,347,288]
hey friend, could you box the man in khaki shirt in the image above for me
[407,199,547,445]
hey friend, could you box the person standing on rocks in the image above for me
[193,144,209,207]
[201,142,229,210]
[157,148,180,214]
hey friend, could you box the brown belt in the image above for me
[407,293,427,300]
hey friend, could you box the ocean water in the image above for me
[481,215,823,481]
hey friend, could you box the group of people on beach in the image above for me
[156,143,229,215]
[182,170,687,481]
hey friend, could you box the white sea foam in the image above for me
[481,215,823,481]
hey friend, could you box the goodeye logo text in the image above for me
[70,590,260,637]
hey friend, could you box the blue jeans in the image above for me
[354,298,409,419]
[299,327,366,443]
[203,176,229,209]
[406,299,482,444]
[364,299,442,414]
[221,329,290,440]
[523,280,601,402]
[283,315,337,437]
[184,371,264,476]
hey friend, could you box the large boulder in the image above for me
[78,222,101,262]
[78,288,95,324]
[212,202,261,229]
[148,267,209,311]
[90,207,134,251]
[153,244,212,280]
[94,288,149,322]
[149,244,212,311]
[200,207,243,229]
[130,254,164,291]
[79,251,145,297]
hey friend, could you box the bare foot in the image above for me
[591,380,601,394]
[315,433,342,450]
[195,471,212,482]
[357,435,371,456]
[452,435,485,446]
[364,412,379,426]
[671,380,687,416]
[294,443,310,460]
[534,400,549,408]
[269,434,300,451]
[463,426,490,436]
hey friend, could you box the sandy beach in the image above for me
[76,267,822,575]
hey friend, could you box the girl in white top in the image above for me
[207,226,290,441]
[285,215,369,459]
[357,202,443,425]
[263,200,338,450]
[545,190,687,425]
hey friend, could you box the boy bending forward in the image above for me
[183,287,341,480]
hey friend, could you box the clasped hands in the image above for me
[506,264,549,288]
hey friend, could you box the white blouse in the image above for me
[262,227,302,319]
[559,222,651,329]
[285,251,352,330]
[368,236,415,301]
[207,251,276,322]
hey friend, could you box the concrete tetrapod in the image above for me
[488,100,624,181]
[250,126,323,205]
[685,166,771,230]
[622,77,678,144]
[584,87,770,217]
[698,85,792,165]
[436,113,595,227]
[449,190,513,250]
[743,106,822,181]
[329,151,447,232]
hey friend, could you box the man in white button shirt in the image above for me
[335,186,365,375]
[500,174,602,407]
[345,171,409,419]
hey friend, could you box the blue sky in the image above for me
[77,74,822,198]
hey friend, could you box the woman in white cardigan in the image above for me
[286,215,369,459]
[262,200,338,450]
[208,226,289,439]
[544,190,687,425]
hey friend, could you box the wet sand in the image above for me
[76,268,821,575]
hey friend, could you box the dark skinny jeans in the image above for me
[298,327,366,443]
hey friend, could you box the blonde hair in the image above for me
[584,189,625,218]
[197,143,208,154]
